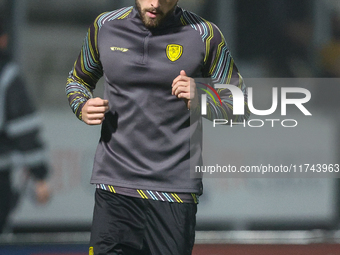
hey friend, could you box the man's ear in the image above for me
[0,34,8,50]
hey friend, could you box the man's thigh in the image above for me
[90,189,147,255]
[145,199,197,255]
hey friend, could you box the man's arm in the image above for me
[203,22,250,122]
[65,14,105,122]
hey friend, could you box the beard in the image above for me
[135,0,178,29]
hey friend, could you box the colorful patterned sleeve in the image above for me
[202,22,250,122]
[65,14,105,120]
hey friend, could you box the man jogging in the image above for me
[66,1,248,254]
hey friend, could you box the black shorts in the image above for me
[90,188,197,255]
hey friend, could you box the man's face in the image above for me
[135,0,179,29]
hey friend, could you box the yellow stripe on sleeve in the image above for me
[209,40,225,75]
[204,20,214,64]
[118,9,132,19]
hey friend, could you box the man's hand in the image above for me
[172,70,198,110]
[35,180,50,204]
[81,97,109,125]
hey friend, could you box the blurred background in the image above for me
[1,0,340,254]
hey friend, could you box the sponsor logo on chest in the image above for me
[110,47,129,52]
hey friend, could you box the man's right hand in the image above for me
[81,97,109,125]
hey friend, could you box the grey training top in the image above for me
[66,6,248,195]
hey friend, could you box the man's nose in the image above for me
[150,0,160,8]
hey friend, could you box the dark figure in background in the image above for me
[0,16,50,233]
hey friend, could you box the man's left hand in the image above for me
[172,70,198,110]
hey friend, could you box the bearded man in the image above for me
[66,1,248,254]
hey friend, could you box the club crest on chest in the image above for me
[166,44,183,62]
